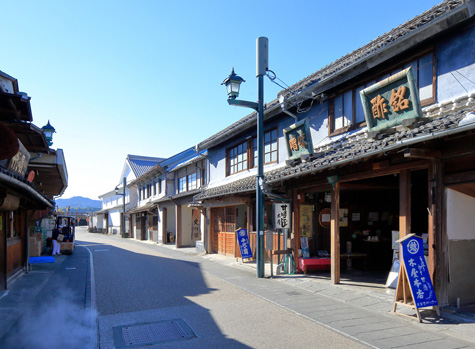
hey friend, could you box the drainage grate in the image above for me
[286,291,302,296]
[113,319,196,347]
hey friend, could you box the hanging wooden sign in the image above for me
[392,234,440,322]
[299,205,313,237]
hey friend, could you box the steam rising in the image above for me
[4,288,96,348]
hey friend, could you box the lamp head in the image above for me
[41,120,56,146]
[222,68,245,100]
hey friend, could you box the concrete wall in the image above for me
[446,188,475,305]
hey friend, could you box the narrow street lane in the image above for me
[77,228,367,348]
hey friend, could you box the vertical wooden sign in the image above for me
[393,234,439,322]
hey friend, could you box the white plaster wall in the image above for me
[110,210,121,228]
[446,188,475,240]
[94,215,103,229]
[167,207,176,235]
[181,205,193,246]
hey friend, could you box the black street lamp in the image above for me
[222,37,268,278]
[41,120,56,146]
[115,177,126,238]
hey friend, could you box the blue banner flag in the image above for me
[236,228,253,259]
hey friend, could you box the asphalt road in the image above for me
[76,227,367,348]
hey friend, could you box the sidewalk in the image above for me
[0,245,95,348]
[157,243,475,348]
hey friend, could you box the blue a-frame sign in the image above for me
[393,234,440,322]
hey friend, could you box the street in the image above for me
[80,227,366,348]
[2,226,474,348]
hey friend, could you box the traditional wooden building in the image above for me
[154,147,207,250]
[97,154,163,235]
[0,70,68,289]
[195,0,475,307]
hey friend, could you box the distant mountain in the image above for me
[56,196,101,212]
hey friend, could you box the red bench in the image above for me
[298,257,331,274]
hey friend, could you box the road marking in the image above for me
[78,243,98,348]
[65,267,77,270]
[94,249,110,252]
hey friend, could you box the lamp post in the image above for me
[115,177,126,238]
[222,37,268,278]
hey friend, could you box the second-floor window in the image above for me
[229,141,248,175]
[178,172,198,193]
[178,176,187,193]
[227,128,278,176]
[253,128,278,165]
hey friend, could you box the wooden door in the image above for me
[212,207,236,256]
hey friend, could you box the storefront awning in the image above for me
[0,91,33,122]
[127,202,156,214]
[0,168,53,209]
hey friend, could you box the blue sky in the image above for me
[2,0,442,199]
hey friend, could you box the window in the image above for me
[329,49,436,135]
[227,128,278,176]
[178,176,186,193]
[228,141,248,175]
[178,172,198,193]
[188,172,197,190]
[253,129,278,165]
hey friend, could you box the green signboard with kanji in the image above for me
[360,67,422,133]
[284,118,313,160]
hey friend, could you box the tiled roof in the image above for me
[196,0,466,151]
[127,155,165,178]
[155,188,202,203]
[195,97,475,201]
[284,0,465,97]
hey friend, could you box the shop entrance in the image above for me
[301,170,429,285]
[211,205,247,256]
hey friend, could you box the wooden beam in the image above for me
[339,160,427,183]
[404,148,441,159]
[339,183,398,191]
[372,160,390,170]
[331,182,340,284]
[444,170,475,185]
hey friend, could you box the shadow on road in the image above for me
[81,236,250,348]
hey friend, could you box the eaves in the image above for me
[196,100,281,151]
[283,0,474,106]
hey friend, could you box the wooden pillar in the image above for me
[331,182,340,284]
[293,189,300,271]
[162,207,167,243]
[0,212,6,290]
[429,158,447,304]
[176,205,182,248]
[203,208,209,253]
[399,170,411,237]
